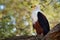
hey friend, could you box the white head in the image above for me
[31,4,41,11]
[35,5,40,10]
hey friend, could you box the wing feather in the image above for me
[38,12,50,35]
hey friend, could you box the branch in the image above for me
[4,23,60,40]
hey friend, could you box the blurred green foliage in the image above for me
[0,0,60,40]
[0,14,16,40]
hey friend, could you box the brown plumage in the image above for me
[33,21,43,35]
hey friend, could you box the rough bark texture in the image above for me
[5,23,60,40]
[42,23,60,40]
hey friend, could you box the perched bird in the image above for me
[31,5,50,35]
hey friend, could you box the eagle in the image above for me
[31,5,50,36]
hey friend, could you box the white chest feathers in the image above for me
[31,11,38,24]
[31,5,42,24]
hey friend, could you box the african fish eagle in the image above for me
[31,5,50,35]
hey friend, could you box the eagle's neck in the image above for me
[31,9,40,24]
